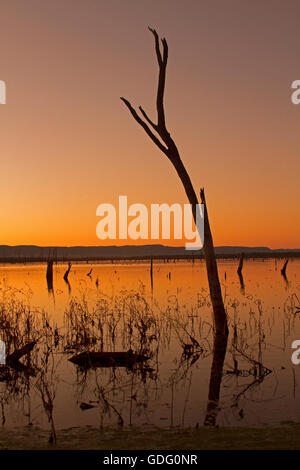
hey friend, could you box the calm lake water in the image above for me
[0,258,300,435]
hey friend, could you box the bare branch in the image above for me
[148,27,162,65]
[120,97,168,155]
[148,28,168,131]
[161,38,168,66]
[139,106,158,131]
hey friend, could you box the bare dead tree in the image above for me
[121,28,228,336]
[63,262,72,282]
[281,258,289,276]
[46,260,53,292]
[237,252,245,294]
[237,252,245,276]
[281,258,289,287]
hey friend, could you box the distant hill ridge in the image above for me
[0,245,299,261]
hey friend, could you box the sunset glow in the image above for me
[1,0,300,248]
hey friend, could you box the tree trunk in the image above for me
[201,189,228,336]
[204,330,228,426]
[121,27,228,337]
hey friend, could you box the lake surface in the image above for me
[0,258,300,437]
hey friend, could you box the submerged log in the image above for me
[80,402,96,411]
[69,349,150,368]
[5,341,37,377]
[6,341,37,364]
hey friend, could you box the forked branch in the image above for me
[120,97,168,155]
[120,28,172,158]
[121,28,199,221]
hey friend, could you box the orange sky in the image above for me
[1,0,300,248]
